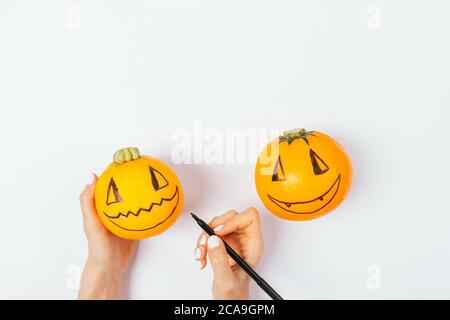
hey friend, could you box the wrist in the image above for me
[236,273,250,299]
[214,287,250,300]
[78,257,124,300]
[214,277,251,300]
[236,279,250,300]
[236,289,250,300]
[86,254,124,275]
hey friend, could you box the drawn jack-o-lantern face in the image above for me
[255,129,352,221]
[95,148,184,239]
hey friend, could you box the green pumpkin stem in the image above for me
[280,128,315,145]
[113,147,140,164]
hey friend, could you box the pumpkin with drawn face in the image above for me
[255,129,352,221]
[95,147,184,240]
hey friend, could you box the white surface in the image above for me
[0,1,449,299]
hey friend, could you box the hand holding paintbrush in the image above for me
[192,208,283,300]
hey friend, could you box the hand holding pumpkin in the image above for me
[195,208,264,300]
[78,174,138,299]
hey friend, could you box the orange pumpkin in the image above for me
[255,129,352,221]
[95,147,184,240]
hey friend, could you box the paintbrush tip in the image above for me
[191,213,202,222]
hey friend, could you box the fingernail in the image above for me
[214,224,224,232]
[208,235,221,249]
[199,235,207,245]
[197,260,203,269]
[195,247,202,259]
[88,174,95,186]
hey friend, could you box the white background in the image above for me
[0,1,449,299]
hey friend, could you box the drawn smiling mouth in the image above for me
[267,175,341,214]
[103,186,180,231]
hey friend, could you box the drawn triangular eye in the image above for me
[310,149,329,175]
[149,166,169,191]
[106,178,122,205]
[272,156,287,182]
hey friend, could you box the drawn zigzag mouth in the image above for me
[103,186,179,220]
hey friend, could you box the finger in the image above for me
[197,235,239,270]
[208,209,238,229]
[194,245,205,270]
[195,210,238,269]
[207,236,234,282]
[217,208,264,268]
[195,232,208,269]
[80,174,97,216]
[80,174,101,230]
[214,207,262,237]
[194,229,207,270]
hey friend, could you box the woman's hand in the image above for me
[195,208,264,300]
[78,174,138,300]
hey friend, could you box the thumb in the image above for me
[207,236,234,282]
[80,174,103,233]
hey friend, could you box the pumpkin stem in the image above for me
[280,128,314,144]
[113,147,140,164]
[283,128,307,138]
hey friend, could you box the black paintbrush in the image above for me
[191,213,283,300]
